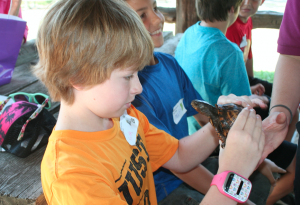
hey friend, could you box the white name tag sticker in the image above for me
[120,110,139,146]
[173,98,187,124]
[240,34,247,48]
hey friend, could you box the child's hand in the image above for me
[217,94,266,109]
[258,159,286,186]
[250,83,265,96]
[218,108,265,179]
[249,94,269,109]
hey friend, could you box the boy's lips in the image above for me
[149,28,162,36]
[241,8,251,12]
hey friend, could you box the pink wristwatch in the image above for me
[211,171,252,203]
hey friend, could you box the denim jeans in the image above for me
[158,183,204,205]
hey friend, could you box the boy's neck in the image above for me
[200,20,230,35]
[238,16,250,24]
[55,101,114,132]
[150,55,158,66]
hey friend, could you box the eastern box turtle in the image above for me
[191,100,243,148]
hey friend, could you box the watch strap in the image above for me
[211,171,252,203]
[211,171,230,186]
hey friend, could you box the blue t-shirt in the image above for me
[175,22,251,134]
[132,52,202,202]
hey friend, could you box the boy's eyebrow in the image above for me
[136,1,157,12]
[136,7,148,12]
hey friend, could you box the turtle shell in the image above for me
[191,100,243,148]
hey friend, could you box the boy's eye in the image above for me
[154,6,158,12]
[140,13,146,19]
[124,75,133,80]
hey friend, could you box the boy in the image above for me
[226,0,272,96]
[34,0,266,204]
[175,0,297,204]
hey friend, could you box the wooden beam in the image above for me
[159,7,283,31]
[176,0,198,34]
[158,7,176,23]
[252,11,283,29]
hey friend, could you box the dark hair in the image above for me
[196,0,243,22]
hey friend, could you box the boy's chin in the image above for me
[153,39,164,48]
[239,13,252,19]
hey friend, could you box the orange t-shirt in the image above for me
[41,106,179,205]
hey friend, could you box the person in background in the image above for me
[226,0,272,96]
[264,0,300,203]
[0,0,28,44]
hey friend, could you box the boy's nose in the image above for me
[243,0,250,5]
[132,77,143,95]
[151,12,163,26]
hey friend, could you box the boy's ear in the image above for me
[70,80,85,91]
[261,0,265,5]
[229,6,235,14]
[72,84,84,91]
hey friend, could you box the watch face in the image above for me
[223,173,252,202]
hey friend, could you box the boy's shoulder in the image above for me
[227,17,253,35]
[153,51,175,62]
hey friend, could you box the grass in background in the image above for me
[21,0,55,9]
[254,71,275,83]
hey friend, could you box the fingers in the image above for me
[265,171,276,185]
[252,114,265,154]
[273,166,287,174]
[217,94,252,108]
[231,107,250,130]
[248,96,268,109]
[243,108,257,135]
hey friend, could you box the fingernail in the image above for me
[256,115,261,119]
[250,108,254,112]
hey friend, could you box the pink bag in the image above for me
[0,2,26,86]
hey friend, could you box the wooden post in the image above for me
[176,0,199,34]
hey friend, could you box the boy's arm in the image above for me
[243,39,251,64]
[246,58,254,77]
[172,164,213,194]
[162,122,218,173]
[193,113,209,127]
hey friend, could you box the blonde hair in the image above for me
[33,0,153,104]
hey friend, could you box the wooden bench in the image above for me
[0,40,59,205]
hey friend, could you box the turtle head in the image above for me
[191,100,216,116]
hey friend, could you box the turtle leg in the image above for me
[216,131,227,148]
